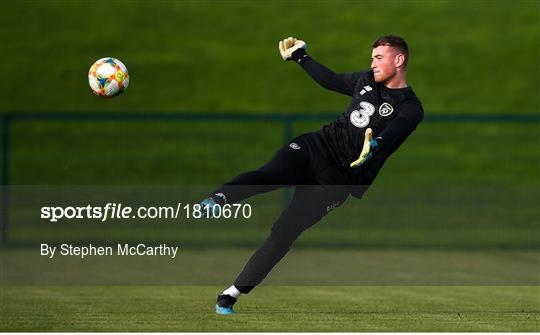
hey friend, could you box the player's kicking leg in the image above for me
[200,136,311,216]
[200,137,310,313]
[215,185,349,314]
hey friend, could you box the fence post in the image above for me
[1,114,10,247]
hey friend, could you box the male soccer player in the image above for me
[204,35,424,314]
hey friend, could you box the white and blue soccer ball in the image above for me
[88,57,129,98]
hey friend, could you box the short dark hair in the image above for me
[372,35,409,67]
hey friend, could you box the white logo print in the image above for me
[350,101,375,128]
[359,85,372,96]
[326,201,341,213]
[379,102,394,117]
[289,142,301,150]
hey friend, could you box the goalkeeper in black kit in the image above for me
[202,35,424,314]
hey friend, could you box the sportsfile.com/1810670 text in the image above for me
[40,203,252,222]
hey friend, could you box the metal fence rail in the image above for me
[1,111,539,246]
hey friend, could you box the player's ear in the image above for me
[394,53,405,68]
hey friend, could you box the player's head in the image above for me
[371,35,409,84]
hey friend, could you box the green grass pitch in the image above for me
[1,286,538,331]
[1,1,538,332]
[2,248,539,331]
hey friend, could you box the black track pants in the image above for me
[233,184,349,292]
[213,132,352,293]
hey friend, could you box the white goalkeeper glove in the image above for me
[350,128,379,168]
[278,36,307,61]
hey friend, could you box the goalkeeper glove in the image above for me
[278,36,307,61]
[350,128,379,168]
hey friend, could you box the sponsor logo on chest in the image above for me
[350,100,395,128]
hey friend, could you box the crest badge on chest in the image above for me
[378,102,394,117]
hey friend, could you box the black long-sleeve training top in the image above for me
[292,48,424,189]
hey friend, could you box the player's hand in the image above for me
[278,37,307,61]
[350,128,379,168]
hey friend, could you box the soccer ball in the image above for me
[88,57,129,98]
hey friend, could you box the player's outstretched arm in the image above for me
[350,128,379,168]
[277,36,360,96]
